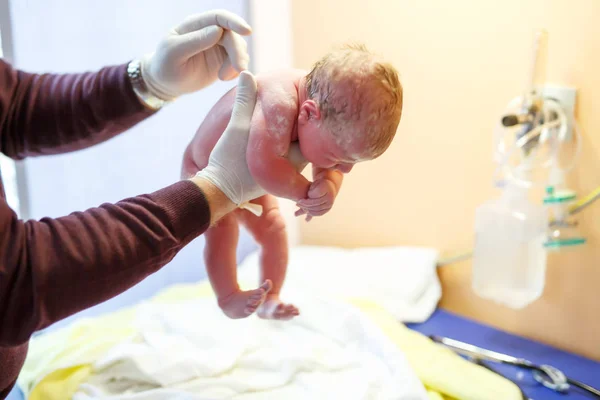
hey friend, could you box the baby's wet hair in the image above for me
[305,43,403,158]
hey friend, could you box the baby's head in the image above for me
[298,44,403,172]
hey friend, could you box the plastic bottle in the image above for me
[472,183,548,309]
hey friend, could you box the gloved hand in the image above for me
[142,10,251,101]
[194,71,263,205]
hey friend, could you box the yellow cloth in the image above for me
[348,299,522,400]
[19,282,522,400]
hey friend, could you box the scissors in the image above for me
[429,335,600,398]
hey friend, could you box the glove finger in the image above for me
[218,56,239,81]
[175,10,252,35]
[219,30,249,73]
[228,71,258,128]
[171,25,223,60]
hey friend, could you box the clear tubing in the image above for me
[493,97,580,189]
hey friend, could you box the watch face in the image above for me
[127,61,141,79]
[127,60,166,109]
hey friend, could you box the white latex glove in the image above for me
[142,10,251,101]
[195,71,262,205]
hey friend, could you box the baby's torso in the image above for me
[192,69,307,174]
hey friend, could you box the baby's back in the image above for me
[254,69,305,142]
[188,69,306,172]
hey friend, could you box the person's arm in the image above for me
[0,71,258,347]
[0,10,253,159]
[0,59,155,159]
[192,176,237,224]
[0,181,211,346]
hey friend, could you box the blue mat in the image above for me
[408,309,600,399]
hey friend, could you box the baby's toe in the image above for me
[260,280,273,292]
[247,299,258,308]
[245,304,258,313]
[249,293,263,301]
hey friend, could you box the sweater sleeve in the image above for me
[0,180,211,346]
[0,58,154,159]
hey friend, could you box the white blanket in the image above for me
[71,291,428,400]
[237,246,440,323]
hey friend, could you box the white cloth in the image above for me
[71,293,428,400]
[238,246,440,323]
[238,202,263,216]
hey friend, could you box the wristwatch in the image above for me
[127,59,168,111]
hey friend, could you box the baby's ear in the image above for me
[298,100,320,124]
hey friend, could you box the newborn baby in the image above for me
[182,44,403,320]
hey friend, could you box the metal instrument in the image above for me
[430,335,600,398]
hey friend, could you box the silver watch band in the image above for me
[127,59,168,111]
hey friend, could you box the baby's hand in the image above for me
[295,179,337,222]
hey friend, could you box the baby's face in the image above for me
[297,122,359,173]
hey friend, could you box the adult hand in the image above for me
[194,71,263,205]
[142,10,251,101]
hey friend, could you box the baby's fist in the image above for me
[295,179,337,222]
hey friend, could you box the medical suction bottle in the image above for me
[472,182,548,309]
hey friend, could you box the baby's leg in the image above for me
[204,214,271,319]
[238,195,299,320]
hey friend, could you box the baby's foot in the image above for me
[218,280,272,319]
[257,294,299,321]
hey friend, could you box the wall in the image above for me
[291,0,600,359]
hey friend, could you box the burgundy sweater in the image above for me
[0,59,211,397]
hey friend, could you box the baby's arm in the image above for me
[313,166,344,191]
[247,104,311,202]
[296,166,344,220]
[182,86,309,203]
